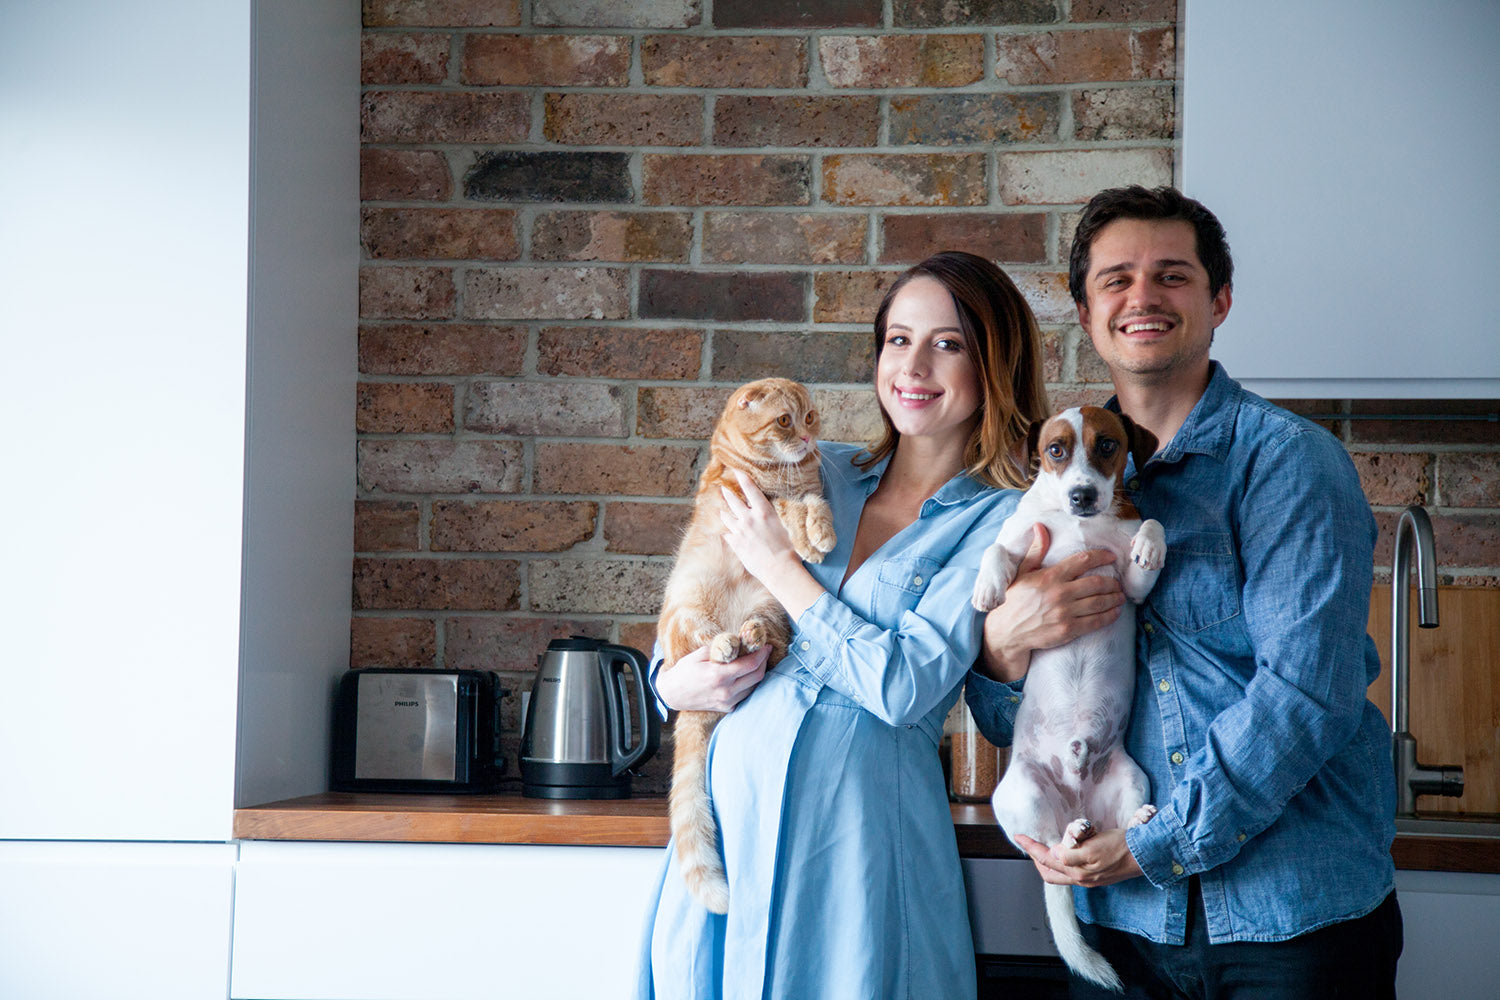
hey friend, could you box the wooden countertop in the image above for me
[233,793,1500,873]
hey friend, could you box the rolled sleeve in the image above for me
[963,669,1024,747]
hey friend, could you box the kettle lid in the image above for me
[544,635,606,653]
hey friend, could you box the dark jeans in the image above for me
[1068,881,1403,1000]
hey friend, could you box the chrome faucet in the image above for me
[1390,505,1463,815]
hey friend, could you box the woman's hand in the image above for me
[654,643,770,713]
[718,471,802,583]
[979,524,1126,683]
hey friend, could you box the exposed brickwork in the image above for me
[713,96,880,148]
[642,35,806,88]
[879,212,1046,263]
[537,327,703,379]
[642,154,812,206]
[363,1,521,28]
[604,501,693,555]
[361,207,520,260]
[461,34,629,86]
[819,34,984,88]
[352,0,1494,676]
[463,380,628,436]
[531,211,693,263]
[359,324,526,376]
[822,154,987,206]
[356,382,455,434]
[360,149,452,201]
[362,33,450,85]
[544,93,703,146]
[430,500,598,551]
[355,501,421,551]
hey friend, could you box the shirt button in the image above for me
[913,575,924,586]
[1008,695,1021,705]
[1129,479,1141,490]
[1237,832,1247,843]
[1143,622,1155,635]
[1157,679,1170,693]
[1170,751,1185,765]
[1171,863,1185,877]
[799,640,810,651]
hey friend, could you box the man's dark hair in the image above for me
[1067,185,1234,304]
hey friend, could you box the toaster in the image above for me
[331,669,506,793]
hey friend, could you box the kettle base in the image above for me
[521,780,632,800]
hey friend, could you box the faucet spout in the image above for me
[1389,506,1463,815]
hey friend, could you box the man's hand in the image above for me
[979,524,1126,683]
[654,643,770,713]
[1013,829,1144,888]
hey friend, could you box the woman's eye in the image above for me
[777,414,792,428]
[885,334,909,347]
[936,338,964,352]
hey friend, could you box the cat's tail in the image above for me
[1044,882,1123,992]
[668,710,730,914]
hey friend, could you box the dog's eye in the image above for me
[1047,442,1066,460]
[1098,438,1118,457]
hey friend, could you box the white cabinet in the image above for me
[231,841,666,1000]
[0,842,237,1000]
[0,0,356,836]
[1394,869,1500,1000]
[1182,0,1500,398]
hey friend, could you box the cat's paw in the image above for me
[707,632,742,663]
[739,620,768,652]
[805,508,835,560]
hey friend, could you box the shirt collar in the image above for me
[1107,361,1240,466]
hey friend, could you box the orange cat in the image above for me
[657,378,836,913]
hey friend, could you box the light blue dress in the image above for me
[637,442,1020,1000]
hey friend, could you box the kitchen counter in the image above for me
[233,793,1500,874]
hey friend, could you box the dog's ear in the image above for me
[1024,418,1047,474]
[1118,412,1158,473]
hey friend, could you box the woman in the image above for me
[637,252,1050,1000]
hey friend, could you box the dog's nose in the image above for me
[1069,485,1098,513]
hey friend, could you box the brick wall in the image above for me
[354,1,1498,777]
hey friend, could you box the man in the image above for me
[966,185,1401,998]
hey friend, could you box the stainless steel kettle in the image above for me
[520,636,660,799]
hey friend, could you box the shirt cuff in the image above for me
[963,668,1024,746]
[788,590,860,688]
[1126,808,1200,889]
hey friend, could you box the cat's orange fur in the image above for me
[657,378,836,913]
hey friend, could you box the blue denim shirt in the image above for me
[640,443,1019,999]
[967,364,1396,945]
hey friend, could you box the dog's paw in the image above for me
[707,632,742,663]
[1130,519,1166,571]
[1128,804,1158,829]
[971,544,1012,611]
[1061,818,1095,848]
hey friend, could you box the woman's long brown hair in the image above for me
[857,251,1049,490]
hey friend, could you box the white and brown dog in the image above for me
[971,405,1166,992]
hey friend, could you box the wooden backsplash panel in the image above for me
[1367,585,1500,816]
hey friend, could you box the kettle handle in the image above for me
[601,643,660,777]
